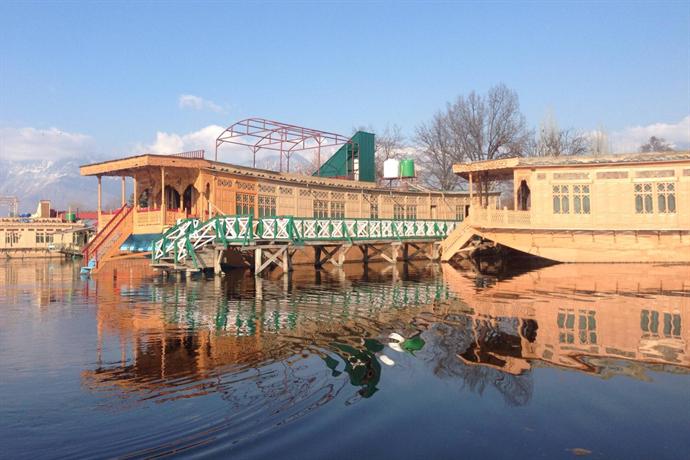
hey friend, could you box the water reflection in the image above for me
[1,259,688,458]
[66,261,689,409]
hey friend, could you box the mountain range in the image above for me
[0,153,312,214]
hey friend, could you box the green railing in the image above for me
[152,215,459,266]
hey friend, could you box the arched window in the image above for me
[517,180,531,211]
[182,185,196,215]
[165,186,180,210]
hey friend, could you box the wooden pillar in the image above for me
[214,248,223,275]
[390,242,400,264]
[160,167,166,224]
[402,243,409,262]
[254,247,263,275]
[336,245,346,267]
[120,176,126,207]
[282,248,292,273]
[314,246,322,267]
[468,173,473,206]
[97,175,102,224]
[133,176,138,210]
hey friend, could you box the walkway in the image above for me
[152,215,459,275]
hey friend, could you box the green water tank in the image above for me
[400,159,415,178]
[65,212,76,222]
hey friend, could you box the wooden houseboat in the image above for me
[79,120,492,273]
[442,151,690,263]
[0,200,90,258]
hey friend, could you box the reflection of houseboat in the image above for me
[443,151,690,263]
[72,261,689,405]
[80,119,494,273]
[0,200,91,258]
[441,264,690,374]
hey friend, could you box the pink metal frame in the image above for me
[215,118,353,174]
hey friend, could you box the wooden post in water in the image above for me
[254,247,262,275]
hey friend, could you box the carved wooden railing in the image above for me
[469,208,532,228]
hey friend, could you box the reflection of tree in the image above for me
[422,314,533,406]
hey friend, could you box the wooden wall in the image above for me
[515,162,690,229]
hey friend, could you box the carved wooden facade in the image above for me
[81,154,486,235]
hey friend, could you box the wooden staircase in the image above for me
[81,205,134,274]
[440,220,478,262]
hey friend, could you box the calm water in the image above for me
[1,259,689,459]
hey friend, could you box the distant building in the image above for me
[0,200,91,258]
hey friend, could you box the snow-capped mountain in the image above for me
[0,156,120,213]
[0,153,313,213]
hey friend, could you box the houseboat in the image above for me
[0,200,90,258]
[79,119,492,273]
[442,151,690,263]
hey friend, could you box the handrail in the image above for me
[82,204,126,257]
[153,214,460,265]
[83,205,133,262]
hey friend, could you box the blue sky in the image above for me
[1,1,689,160]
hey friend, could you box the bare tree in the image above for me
[415,111,460,190]
[416,84,529,201]
[374,124,406,183]
[531,111,590,157]
[640,136,674,152]
[590,126,609,156]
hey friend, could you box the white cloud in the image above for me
[0,126,94,161]
[610,116,690,152]
[135,124,254,164]
[178,94,224,113]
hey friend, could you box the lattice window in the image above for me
[314,191,327,199]
[406,205,417,220]
[331,201,345,218]
[394,204,405,220]
[331,192,344,200]
[6,232,19,245]
[258,195,276,217]
[347,193,359,200]
[313,200,329,218]
[656,182,676,213]
[552,185,570,214]
[299,189,311,197]
[455,205,465,221]
[279,186,293,195]
[258,184,276,194]
[236,181,256,191]
[572,184,591,214]
[634,183,654,214]
[370,202,379,219]
[236,193,255,215]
